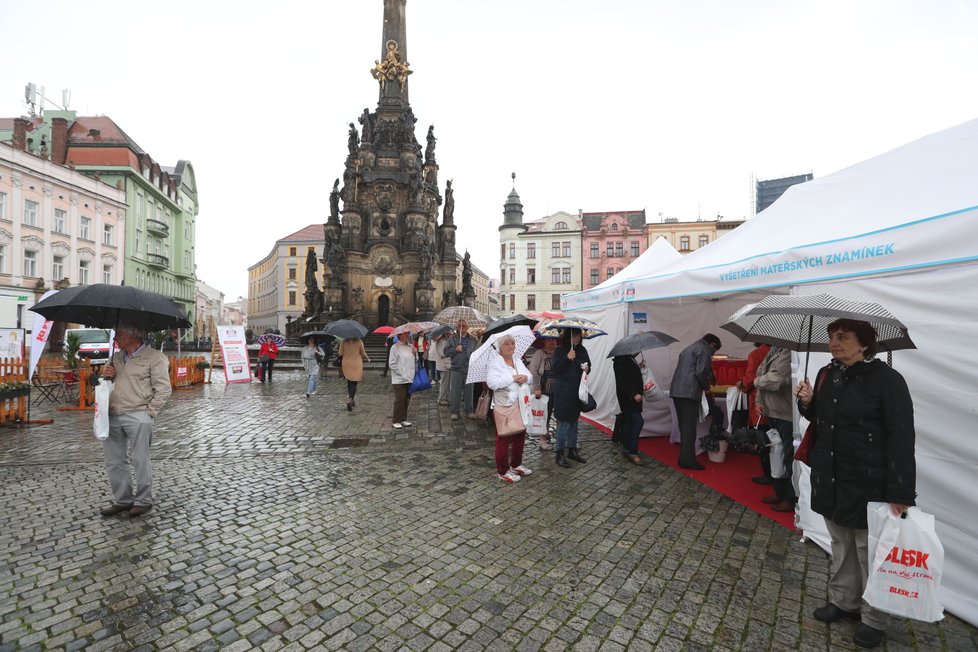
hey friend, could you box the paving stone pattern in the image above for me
[1,372,975,651]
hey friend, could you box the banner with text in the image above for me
[217,325,252,383]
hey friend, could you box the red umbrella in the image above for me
[373,325,396,334]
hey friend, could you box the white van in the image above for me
[63,328,113,364]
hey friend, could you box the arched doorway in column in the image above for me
[378,294,390,326]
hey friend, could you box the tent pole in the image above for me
[804,316,813,379]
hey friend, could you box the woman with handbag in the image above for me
[388,332,416,430]
[795,319,916,649]
[550,328,591,468]
[486,334,533,483]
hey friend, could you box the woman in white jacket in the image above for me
[486,334,534,483]
[389,332,417,429]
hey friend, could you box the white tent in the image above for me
[563,117,978,626]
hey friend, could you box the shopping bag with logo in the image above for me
[863,502,944,622]
[767,427,786,478]
[639,357,664,401]
[527,394,549,436]
[93,379,114,440]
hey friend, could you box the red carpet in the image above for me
[582,417,795,530]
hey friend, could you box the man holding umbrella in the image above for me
[99,323,172,517]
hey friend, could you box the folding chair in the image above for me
[31,373,61,405]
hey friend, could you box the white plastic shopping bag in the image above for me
[725,386,746,415]
[639,359,664,401]
[767,427,786,478]
[527,395,549,436]
[578,369,590,404]
[93,379,115,440]
[863,502,944,622]
[517,383,533,427]
[698,392,710,422]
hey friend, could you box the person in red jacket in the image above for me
[257,338,279,383]
[737,342,771,484]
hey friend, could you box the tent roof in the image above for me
[565,117,978,309]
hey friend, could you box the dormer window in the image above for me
[553,221,568,231]
[610,223,618,231]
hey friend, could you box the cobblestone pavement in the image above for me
[1,373,975,651]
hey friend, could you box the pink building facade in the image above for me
[580,210,647,289]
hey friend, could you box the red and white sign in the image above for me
[216,325,252,383]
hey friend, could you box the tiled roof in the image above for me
[279,224,325,242]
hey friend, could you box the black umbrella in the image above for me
[299,331,335,343]
[324,319,368,339]
[427,324,452,339]
[482,314,537,338]
[606,331,678,358]
[720,294,916,377]
[30,284,190,331]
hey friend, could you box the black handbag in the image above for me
[579,393,597,413]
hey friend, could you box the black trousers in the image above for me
[673,396,700,466]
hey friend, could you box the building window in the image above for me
[500,269,505,285]
[699,235,709,248]
[554,221,568,230]
[500,244,505,260]
[611,222,618,231]
[53,208,67,233]
[615,242,623,257]
[551,242,560,257]
[289,246,297,256]
[103,264,112,284]
[79,259,90,284]
[607,267,615,280]
[289,268,297,280]
[0,244,5,272]
[527,268,535,284]
[509,243,515,259]
[606,243,614,257]
[551,268,560,284]
[53,255,65,280]
[136,194,145,217]
[509,295,515,310]
[80,216,92,240]
[103,224,114,245]
[552,294,561,310]
[23,200,39,227]
[509,268,515,284]
[562,242,571,258]
[289,291,296,305]
[680,235,690,251]
[185,221,191,239]
[24,250,38,277]
[590,269,599,285]
[631,241,640,257]
[590,243,599,258]
[527,243,536,259]
[0,192,6,220]
[527,294,536,310]
[562,268,571,284]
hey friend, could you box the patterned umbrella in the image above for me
[606,331,678,358]
[433,306,491,328]
[720,294,916,376]
[256,333,286,346]
[526,310,564,320]
[465,325,537,384]
[534,317,607,340]
[392,321,441,336]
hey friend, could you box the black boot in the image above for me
[555,450,571,468]
[567,448,587,464]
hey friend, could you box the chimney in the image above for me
[51,117,69,164]
[12,118,30,151]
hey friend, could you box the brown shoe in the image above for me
[772,500,796,512]
[762,494,782,504]
[128,505,153,517]
[100,503,132,517]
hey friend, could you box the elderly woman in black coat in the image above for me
[796,318,915,650]
[550,328,591,468]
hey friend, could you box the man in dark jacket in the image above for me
[669,334,721,470]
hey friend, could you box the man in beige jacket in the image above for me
[98,323,172,517]
[755,346,795,512]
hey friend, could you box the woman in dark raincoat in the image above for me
[550,328,591,468]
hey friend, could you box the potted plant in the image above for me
[195,360,209,371]
[702,428,729,463]
[0,380,30,400]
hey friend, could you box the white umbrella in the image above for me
[465,325,536,384]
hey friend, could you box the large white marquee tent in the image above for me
[562,117,978,626]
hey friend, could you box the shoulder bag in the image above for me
[493,400,525,436]
[474,387,491,420]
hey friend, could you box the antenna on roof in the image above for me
[24,83,37,116]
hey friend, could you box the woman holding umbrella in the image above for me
[551,328,591,468]
[796,318,916,649]
[338,336,370,410]
[486,333,534,483]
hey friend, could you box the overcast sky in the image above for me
[3,0,977,301]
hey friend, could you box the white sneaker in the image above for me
[498,470,521,483]
[392,423,403,429]
[512,465,533,476]
[450,414,459,421]
[401,421,413,427]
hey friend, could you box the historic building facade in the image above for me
[290,0,463,336]
[248,225,322,335]
[580,209,647,290]
[498,184,583,316]
[0,139,127,328]
[0,111,199,327]
[646,217,745,254]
